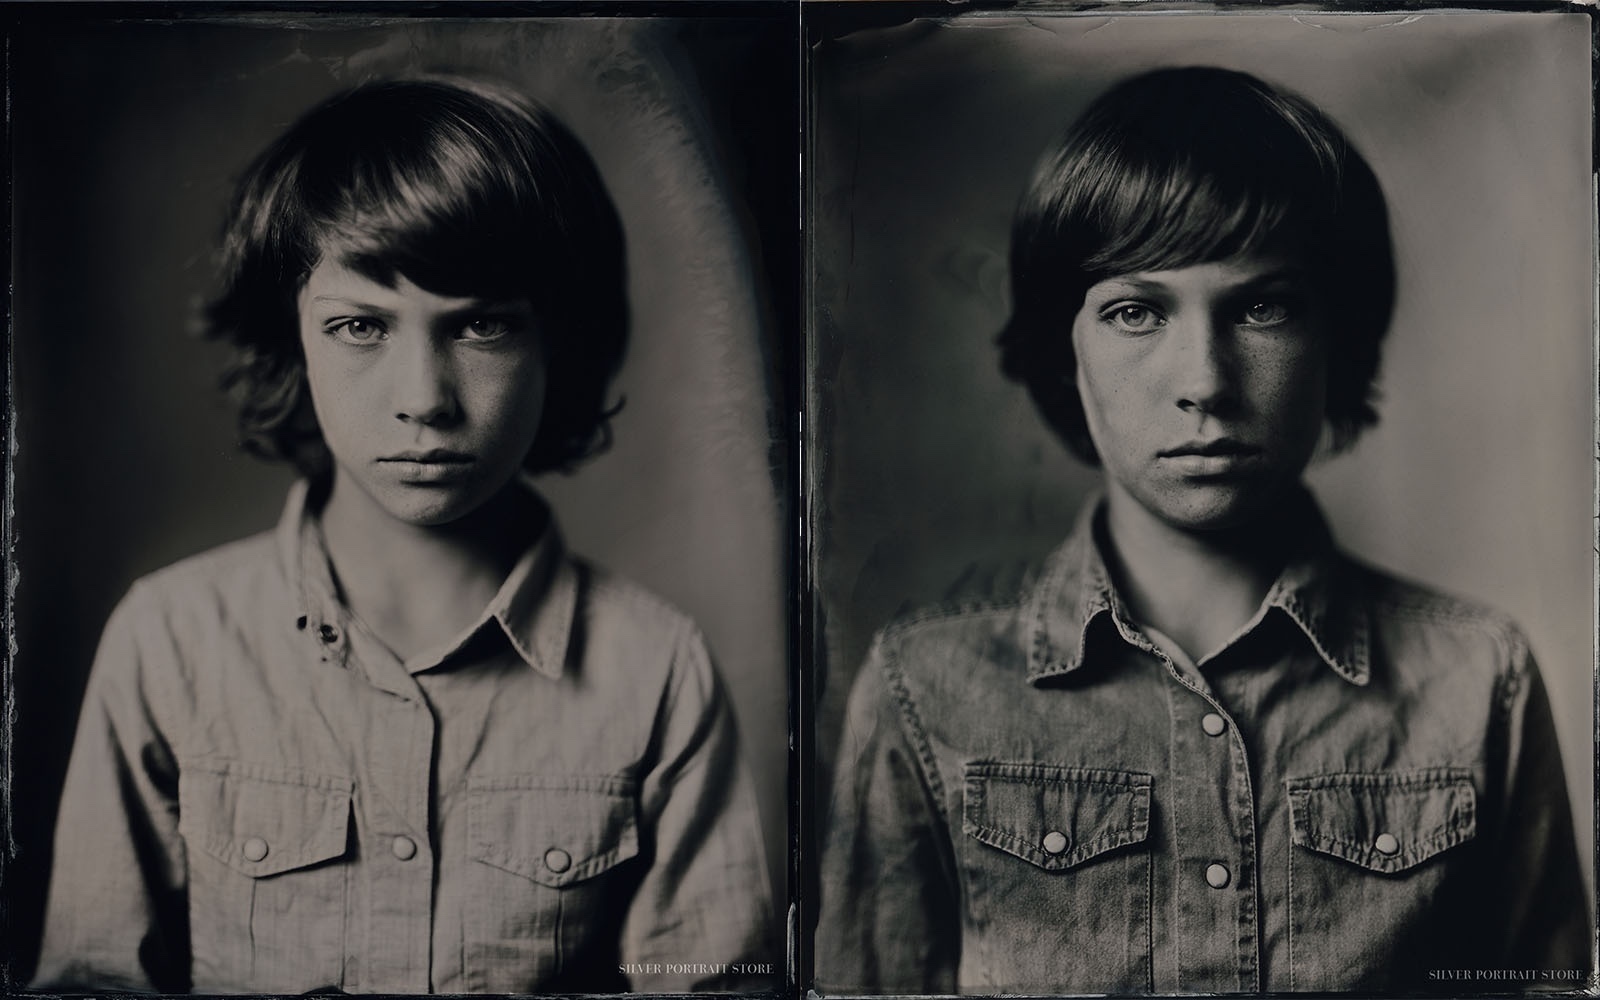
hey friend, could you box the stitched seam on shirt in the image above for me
[961,762,1151,785]
[879,598,1026,638]
[585,572,692,621]
[1284,767,1474,790]
[178,757,355,792]
[1304,827,1468,854]
[1287,831,1297,990]
[123,580,192,763]
[1372,598,1518,633]
[877,636,952,834]
[966,825,1144,870]
[959,766,1153,867]
[1161,667,1181,993]
[1231,716,1261,992]
[1286,776,1477,873]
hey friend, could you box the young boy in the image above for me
[34,76,772,994]
[816,67,1589,994]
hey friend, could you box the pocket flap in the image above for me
[963,763,1152,871]
[178,762,352,878]
[468,774,640,887]
[1287,768,1476,874]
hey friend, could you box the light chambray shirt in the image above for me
[35,480,774,994]
[817,495,1590,994]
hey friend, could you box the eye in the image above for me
[1240,300,1292,327]
[1099,302,1166,334]
[458,316,515,342]
[326,318,386,345]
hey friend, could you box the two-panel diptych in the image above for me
[4,5,1595,997]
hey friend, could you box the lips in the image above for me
[1157,438,1263,476]
[377,449,476,484]
[1158,438,1262,458]
[378,449,475,464]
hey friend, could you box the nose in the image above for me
[390,336,460,427]
[1170,312,1240,417]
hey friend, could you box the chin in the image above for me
[372,485,490,528]
[1143,480,1289,532]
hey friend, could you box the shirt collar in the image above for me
[275,477,577,679]
[1025,491,1370,687]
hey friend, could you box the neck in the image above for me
[1099,486,1303,662]
[318,475,545,658]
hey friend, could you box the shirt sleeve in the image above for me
[619,619,777,992]
[32,582,192,992]
[815,633,960,994]
[1484,636,1592,978]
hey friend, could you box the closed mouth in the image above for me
[1158,439,1261,458]
[378,450,475,464]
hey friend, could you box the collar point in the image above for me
[1026,656,1081,685]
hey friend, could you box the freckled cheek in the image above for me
[1251,351,1329,444]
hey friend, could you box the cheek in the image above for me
[1235,344,1329,470]
[470,355,548,441]
[298,338,360,434]
[1256,342,1330,427]
[1072,329,1136,453]
[1074,362,1106,445]
[297,334,335,419]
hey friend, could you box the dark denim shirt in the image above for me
[34,481,773,994]
[817,499,1589,994]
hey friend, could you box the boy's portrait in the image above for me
[807,10,1593,994]
[8,15,792,994]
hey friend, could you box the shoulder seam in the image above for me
[875,631,954,832]
[880,597,1026,638]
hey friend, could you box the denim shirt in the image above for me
[34,481,774,994]
[817,498,1590,994]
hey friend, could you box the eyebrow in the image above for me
[1091,267,1310,297]
[308,296,396,314]
[306,296,533,316]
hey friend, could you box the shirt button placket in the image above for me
[392,835,418,861]
[1173,684,1256,990]
[1205,862,1231,889]
[360,685,437,992]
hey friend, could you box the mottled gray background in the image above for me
[8,17,795,980]
[810,10,1594,897]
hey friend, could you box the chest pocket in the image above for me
[177,761,352,992]
[1288,768,1475,873]
[960,763,1153,993]
[464,774,641,992]
[1285,768,1478,990]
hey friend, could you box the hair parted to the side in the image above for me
[205,74,629,480]
[997,66,1395,465]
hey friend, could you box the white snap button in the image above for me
[391,835,417,861]
[1201,713,1227,737]
[1205,862,1231,889]
[242,837,269,863]
[544,847,572,873]
[1374,832,1399,856]
[1042,830,1069,855]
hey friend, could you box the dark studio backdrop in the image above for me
[6,13,797,981]
[808,8,1595,905]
